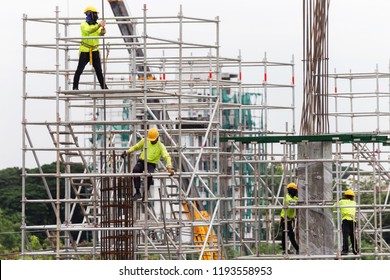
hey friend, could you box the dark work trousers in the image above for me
[342,219,358,254]
[73,51,107,90]
[281,218,299,253]
[132,160,156,192]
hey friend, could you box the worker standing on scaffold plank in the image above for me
[121,128,174,200]
[73,6,108,90]
[334,189,358,255]
[280,182,300,255]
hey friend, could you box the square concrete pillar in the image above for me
[297,141,334,255]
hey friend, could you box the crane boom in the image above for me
[107,0,150,78]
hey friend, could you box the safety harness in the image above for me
[80,41,99,65]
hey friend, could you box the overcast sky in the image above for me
[1,0,390,169]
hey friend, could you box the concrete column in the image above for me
[297,141,334,255]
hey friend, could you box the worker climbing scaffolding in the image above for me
[121,128,174,201]
[73,6,108,90]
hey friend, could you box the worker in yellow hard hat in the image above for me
[121,128,174,200]
[73,6,108,90]
[280,182,299,255]
[334,189,358,255]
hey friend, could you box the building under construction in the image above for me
[21,2,390,260]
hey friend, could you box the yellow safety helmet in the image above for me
[345,189,355,197]
[84,6,99,14]
[147,127,159,141]
[287,182,298,190]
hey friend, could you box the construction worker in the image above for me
[280,182,299,254]
[121,128,174,200]
[73,6,108,90]
[335,189,358,255]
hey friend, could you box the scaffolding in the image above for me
[21,6,389,260]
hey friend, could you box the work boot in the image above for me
[341,251,348,255]
[132,192,142,201]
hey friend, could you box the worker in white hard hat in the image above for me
[334,189,358,255]
[121,128,174,200]
[280,182,299,255]
[73,6,108,90]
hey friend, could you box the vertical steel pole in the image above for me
[55,6,61,259]
[21,13,28,259]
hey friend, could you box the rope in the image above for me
[80,42,98,64]
[105,42,111,62]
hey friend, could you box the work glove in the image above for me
[167,167,174,176]
[99,20,106,28]
[121,151,127,159]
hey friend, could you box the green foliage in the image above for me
[0,168,22,215]
[29,235,43,251]
[0,162,86,257]
[0,209,22,259]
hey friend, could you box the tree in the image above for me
[0,210,21,258]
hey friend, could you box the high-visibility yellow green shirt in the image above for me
[79,21,102,53]
[335,199,356,221]
[281,194,298,220]
[127,138,172,168]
